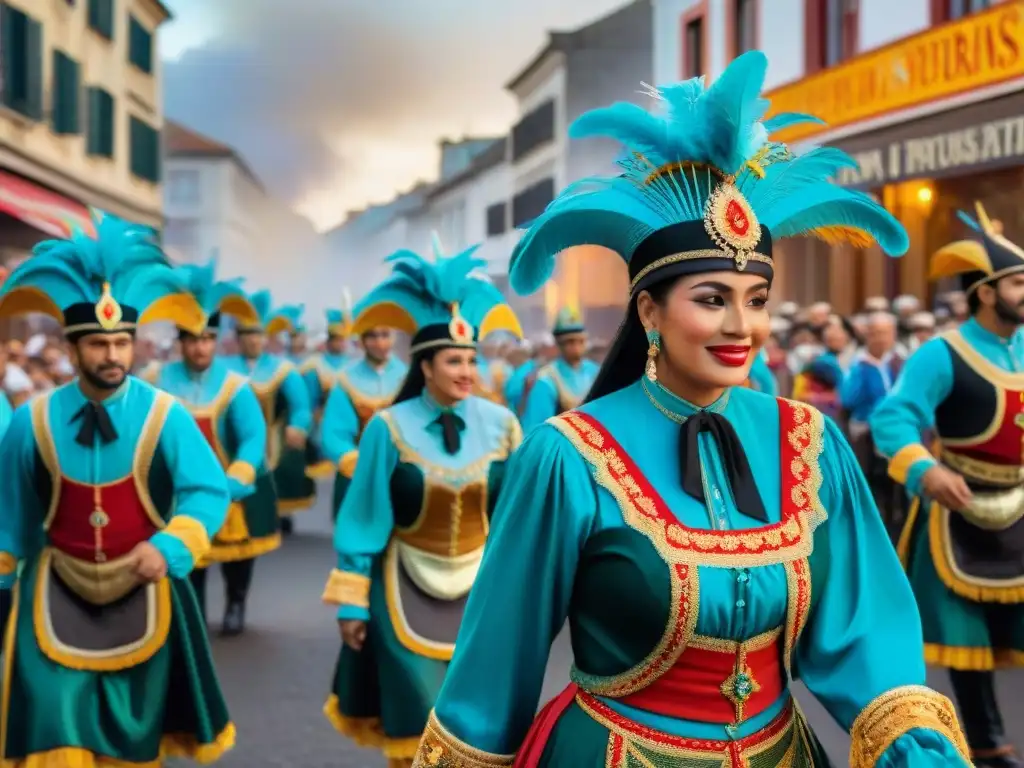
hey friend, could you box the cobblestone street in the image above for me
[181,481,1024,767]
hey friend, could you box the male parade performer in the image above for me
[302,301,356,480]
[519,306,600,430]
[224,291,313,532]
[152,263,276,636]
[871,205,1024,767]
[320,320,407,516]
[0,214,235,765]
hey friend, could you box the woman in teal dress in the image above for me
[321,240,524,767]
[412,52,971,768]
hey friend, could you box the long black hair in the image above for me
[585,278,676,403]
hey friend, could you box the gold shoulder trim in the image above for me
[849,685,970,768]
[414,710,514,767]
[941,328,1024,389]
[133,391,175,528]
[32,392,62,528]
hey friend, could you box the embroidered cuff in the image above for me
[162,515,212,564]
[887,444,934,485]
[0,552,17,576]
[849,685,970,768]
[338,450,359,478]
[414,710,515,768]
[322,569,370,608]
[226,460,257,486]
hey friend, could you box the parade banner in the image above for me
[765,1,1024,143]
[0,170,95,238]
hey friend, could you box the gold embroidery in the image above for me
[887,443,934,485]
[571,563,698,697]
[339,450,359,478]
[782,558,812,679]
[628,250,773,295]
[413,710,514,767]
[549,404,826,567]
[182,371,245,468]
[941,449,1024,487]
[163,515,212,564]
[929,502,1024,602]
[849,686,970,768]
[0,553,15,576]
[322,569,370,608]
[704,183,763,270]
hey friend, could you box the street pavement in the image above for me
[181,481,1024,767]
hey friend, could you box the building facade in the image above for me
[652,0,1023,311]
[0,0,169,266]
[163,122,334,321]
[327,1,652,342]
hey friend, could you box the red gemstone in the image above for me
[102,303,114,319]
[455,322,465,336]
[725,199,750,236]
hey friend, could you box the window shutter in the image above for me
[25,17,43,120]
[0,5,13,109]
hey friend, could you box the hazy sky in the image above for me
[161,0,628,232]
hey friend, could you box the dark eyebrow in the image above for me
[690,280,770,293]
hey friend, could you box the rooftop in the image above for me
[164,121,264,191]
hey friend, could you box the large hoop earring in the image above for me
[645,328,661,383]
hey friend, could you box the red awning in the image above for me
[0,170,95,238]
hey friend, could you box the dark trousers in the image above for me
[0,588,10,643]
[950,669,1010,756]
[189,558,255,617]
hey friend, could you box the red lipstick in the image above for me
[706,345,751,367]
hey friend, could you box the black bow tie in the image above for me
[71,402,119,448]
[433,411,466,455]
[679,410,768,523]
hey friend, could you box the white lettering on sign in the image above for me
[834,115,1024,187]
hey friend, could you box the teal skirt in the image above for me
[274,445,316,515]
[1,553,234,764]
[323,555,448,761]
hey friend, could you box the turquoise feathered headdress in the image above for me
[929,202,1024,294]
[280,303,306,335]
[508,51,908,299]
[352,236,523,354]
[553,306,585,337]
[0,210,205,339]
[325,288,354,338]
[237,289,298,335]
[174,260,259,332]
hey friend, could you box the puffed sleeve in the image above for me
[0,404,41,590]
[224,381,267,501]
[519,375,558,431]
[149,399,231,578]
[869,338,953,497]
[322,412,399,621]
[796,417,971,768]
[321,383,360,475]
[280,365,313,433]
[414,424,596,766]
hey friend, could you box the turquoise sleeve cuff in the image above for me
[905,457,937,499]
[337,604,370,621]
[150,531,197,579]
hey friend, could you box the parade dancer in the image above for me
[152,263,277,636]
[871,205,1024,767]
[322,241,523,768]
[519,306,600,430]
[413,52,970,768]
[302,299,357,481]
[320,306,408,518]
[0,214,236,766]
[224,292,313,533]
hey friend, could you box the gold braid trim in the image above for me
[162,515,212,564]
[0,553,16,576]
[226,460,257,486]
[339,450,359,478]
[887,444,933,485]
[321,569,370,608]
[413,710,514,767]
[849,685,970,768]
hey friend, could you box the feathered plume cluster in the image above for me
[1,211,189,317]
[509,51,909,294]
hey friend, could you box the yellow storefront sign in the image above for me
[765,1,1024,144]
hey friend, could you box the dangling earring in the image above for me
[645,328,661,382]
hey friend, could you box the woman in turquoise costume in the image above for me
[520,306,601,430]
[321,241,524,767]
[223,292,313,529]
[0,213,235,766]
[412,52,971,768]
[302,297,357,480]
[320,299,409,519]
[152,262,279,636]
